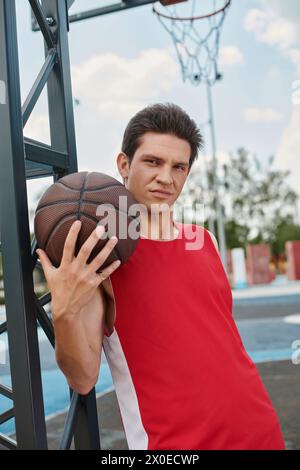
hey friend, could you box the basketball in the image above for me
[34,171,141,271]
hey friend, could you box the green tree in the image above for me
[269,216,300,256]
[224,219,250,249]
[222,148,299,241]
[177,146,299,253]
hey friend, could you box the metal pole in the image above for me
[0,0,101,449]
[206,82,227,270]
[0,0,47,449]
[202,136,215,234]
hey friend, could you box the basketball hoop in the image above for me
[153,0,231,86]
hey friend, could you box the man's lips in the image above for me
[150,190,173,195]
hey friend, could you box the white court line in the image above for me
[283,313,300,324]
[232,283,300,299]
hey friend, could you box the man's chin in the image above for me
[148,201,174,214]
[132,194,174,213]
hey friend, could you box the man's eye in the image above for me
[146,159,158,164]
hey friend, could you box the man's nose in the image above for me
[156,167,173,185]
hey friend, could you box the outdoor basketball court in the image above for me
[0,0,299,451]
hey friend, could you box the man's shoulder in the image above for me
[205,229,219,252]
[180,223,219,253]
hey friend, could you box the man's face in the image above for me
[117,132,191,210]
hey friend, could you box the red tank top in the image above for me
[102,222,285,450]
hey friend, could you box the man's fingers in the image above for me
[36,248,54,279]
[97,259,121,283]
[75,224,107,265]
[60,220,82,266]
[87,235,119,273]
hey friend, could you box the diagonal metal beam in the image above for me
[0,321,7,334]
[0,384,13,400]
[34,294,54,348]
[59,391,80,450]
[0,432,17,450]
[22,48,57,126]
[0,407,15,425]
[29,0,55,48]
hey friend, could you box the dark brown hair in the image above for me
[121,103,204,169]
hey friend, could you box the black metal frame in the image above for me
[0,0,94,450]
[0,0,161,451]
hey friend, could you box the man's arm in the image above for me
[54,285,108,395]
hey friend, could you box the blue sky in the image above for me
[13,0,300,216]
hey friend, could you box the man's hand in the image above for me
[36,220,120,320]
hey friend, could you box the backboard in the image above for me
[31,0,188,31]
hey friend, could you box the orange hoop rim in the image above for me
[152,0,231,21]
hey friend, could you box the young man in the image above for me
[37,103,285,450]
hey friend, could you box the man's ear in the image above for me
[116,152,130,183]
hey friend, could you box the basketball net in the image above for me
[153,0,231,86]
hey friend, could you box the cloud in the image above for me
[244,8,298,50]
[219,46,244,66]
[71,48,179,118]
[243,107,283,123]
[243,1,300,73]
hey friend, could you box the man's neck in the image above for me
[140,210,178,240]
